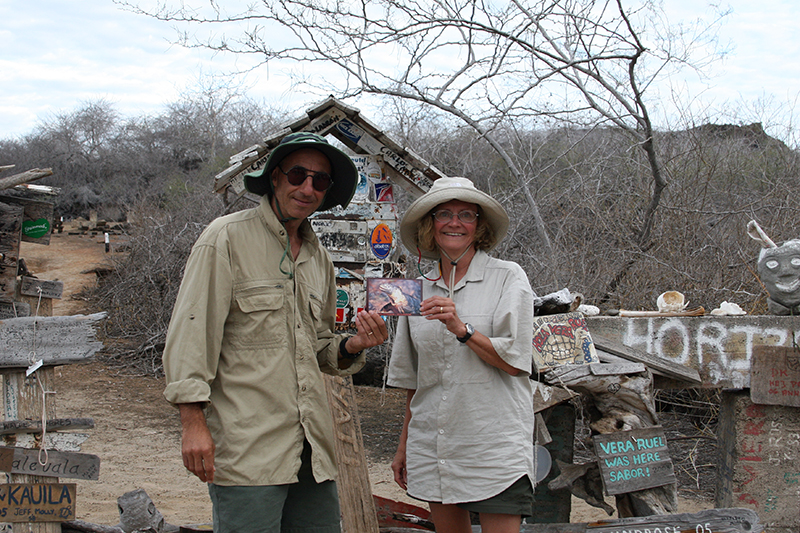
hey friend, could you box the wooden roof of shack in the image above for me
[213,97,449,203]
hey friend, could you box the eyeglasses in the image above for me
[432,210,479,223]
[277,164,333,192]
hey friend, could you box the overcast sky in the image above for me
[2,1,799,142]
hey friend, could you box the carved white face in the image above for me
[758,240,800,308]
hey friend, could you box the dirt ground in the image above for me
[14,227,712,528]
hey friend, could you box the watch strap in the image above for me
[457,323,474,343]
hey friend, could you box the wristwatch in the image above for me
[457,323,475,343]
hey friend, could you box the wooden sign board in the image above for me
[0,483,76,522]
[0,447,100,480]
[0,301,30,319]
[717,389,800,531]
[19,277,63,300]
[0,201,23,303]
[0,312,106,368]
[593,426,676,495]
[0,195,54,245]
[312,219,370,263]
[750,345,800,407]
[586,315,800,389]
[517,507,762,533]
[532,312,599,372]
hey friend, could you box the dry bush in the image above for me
[84,190,226,375]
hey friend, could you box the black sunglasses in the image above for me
[277,164,333,192]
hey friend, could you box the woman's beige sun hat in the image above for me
[400,177,510,260]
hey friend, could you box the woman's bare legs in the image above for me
[429,503,522,533]
[428,502,472,533]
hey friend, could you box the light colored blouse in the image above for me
[387,250,536,504]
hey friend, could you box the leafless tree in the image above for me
[117,0,728,290]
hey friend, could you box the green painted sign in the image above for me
[336,289,349,308]
[21,218,50,239]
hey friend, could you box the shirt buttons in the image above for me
[439,459,446,464]
[301,385,307,392]
[438,429,444,434]
[442,395,447,401]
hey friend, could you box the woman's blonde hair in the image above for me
[415,205,496,255]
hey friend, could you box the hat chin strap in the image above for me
[440,246,472,300]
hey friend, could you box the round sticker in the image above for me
[370,223,392,260]
[336,289,349,308]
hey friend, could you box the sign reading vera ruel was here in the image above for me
[0,483,76,522]
[593,426,676,495]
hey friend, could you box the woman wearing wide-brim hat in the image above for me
[387,177,537,533]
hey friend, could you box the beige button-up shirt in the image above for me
[163,197,364,486]
[387,250,535,504]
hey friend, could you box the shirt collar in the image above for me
[257,197,320,261]
[431,249,489,292]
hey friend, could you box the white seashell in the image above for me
[657,291,686,312]
[710,301,746,316]
[577,304,600,316]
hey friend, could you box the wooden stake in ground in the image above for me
[325,374,380,533]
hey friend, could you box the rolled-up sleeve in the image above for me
[163,239,232,406]
[487,262,534,373]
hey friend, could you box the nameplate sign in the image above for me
[0,483,76,522]
[750,345,800,407]
[549,507,762,533]
[593,426,676,495]
[19,277,63,300]
[0,447,100,480]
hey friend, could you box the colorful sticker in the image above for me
[336,119,364,144]
[373,183,395,203]
[22,218,50,239]
[370,223,393,260]
[335,308,346,323]
[336,289,350,308]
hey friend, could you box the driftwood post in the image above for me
[324,375,380,533]
[544,363,678,518]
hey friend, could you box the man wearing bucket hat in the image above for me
[387,177,536,533]
[163,132,388,533]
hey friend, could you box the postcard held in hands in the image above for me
[366,278,423,316]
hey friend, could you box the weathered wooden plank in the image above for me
[0,169,53,191]
[587,315,800,389]
[592,426,676,495]
[62,520,124,533]
[589,362,646,376]
[0,313,106,368]
[0,482,76,522]
[0,447,100,480]
[532,382,575,414]
[0,301,30,319]
[384,507,763,532]
[324,374,379,533]
[0,418,93,435]
[2,433,90,453]
[0,201,23,303]
[750,345,800,406]
[591,333,701,384]
[19,278,63,300]
[716,390,800,531]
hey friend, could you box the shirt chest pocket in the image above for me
[231,285,285,349]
